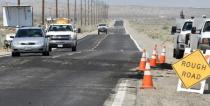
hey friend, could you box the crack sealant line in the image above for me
[124,21,143,52]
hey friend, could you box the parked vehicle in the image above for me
[97,24,108,35]
[171,18,193,59]
[11,27,50,57]
[189,17,210,53]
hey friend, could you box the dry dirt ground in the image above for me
[124,19,210,106]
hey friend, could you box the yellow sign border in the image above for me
[172,50,210,89]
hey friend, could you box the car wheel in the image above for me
[49,47,52,52]
[43,51,49,56]
[12,52,20,57]
[175,48,184,59]
[72,46,77,51]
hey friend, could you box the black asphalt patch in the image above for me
[0,21,142,106]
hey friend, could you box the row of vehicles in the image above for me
[9,19,109,57]
[11,18,79,57]
[2,6,109,57]
[172,16,210,59]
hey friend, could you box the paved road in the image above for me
[0,21,141,106]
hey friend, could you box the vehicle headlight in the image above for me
[37,41,44,45]
[71,34,76,39]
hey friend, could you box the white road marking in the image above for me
[111,80,128,106]
[124,21,143,52]
[91,34,108,50]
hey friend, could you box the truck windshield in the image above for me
[203,21,210,32]
[49,25,73,31]
[16,29,43,37]
[182,22,192,31]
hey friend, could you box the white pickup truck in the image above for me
[171,18,193,59]
[190,18,210,53]
[46,24,78,51]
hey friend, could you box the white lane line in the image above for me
[91,34,108,50]
[111,80,128,106]
[124,21,143,52]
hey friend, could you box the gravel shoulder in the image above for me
[124,20,210,106]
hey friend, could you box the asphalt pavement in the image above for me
[0,21,141,106]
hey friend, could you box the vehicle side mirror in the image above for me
[171,26,177,35]
[176,29,181,33]
[10,36,14,38]
[191,27,196,34]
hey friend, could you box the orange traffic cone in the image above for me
[145,59,151,70]
[141,59,155,89]
[139,49,147,71]
[150,47,157,67]
[159,46,166,64]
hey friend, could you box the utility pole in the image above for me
[90,0,93,25]
[56,0,58,18]
[17,0,20,5]
[67,0,70,19]
[81,0,83,26]
[84,0,87,25]
[42,0,45,25]
[74,0,77,25]
[88,0,90,25]
[94,0,96,25]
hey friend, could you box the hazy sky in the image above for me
[110,0,210,8]
[1,0,210,8]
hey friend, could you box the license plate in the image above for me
[58,45,63,48]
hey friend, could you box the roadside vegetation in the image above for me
[129,18,174,43]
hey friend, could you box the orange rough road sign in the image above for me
[172,50,210,89]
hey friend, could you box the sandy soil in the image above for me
[124,19,210,106]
